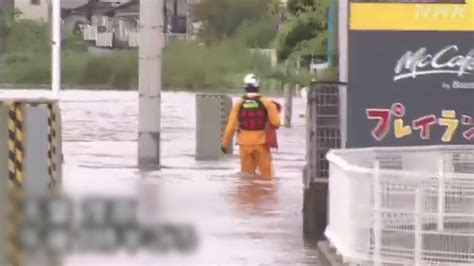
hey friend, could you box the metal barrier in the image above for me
[0,98,63,266]
[195,94,233,160]
[325,145,474,265]
[303,81,346,237]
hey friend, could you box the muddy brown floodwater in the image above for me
[19,90,318,265]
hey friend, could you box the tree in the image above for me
[276,0,330,62]
[234,16,278,48]
[191,0,271,42]
[287,0,316,14]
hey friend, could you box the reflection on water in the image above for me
[232,176,278,216]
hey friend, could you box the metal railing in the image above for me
[325,146,474,265]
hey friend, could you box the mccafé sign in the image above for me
[346,0,474,147]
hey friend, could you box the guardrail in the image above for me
[325,145,474,265]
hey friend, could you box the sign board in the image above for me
[347,0,474,147]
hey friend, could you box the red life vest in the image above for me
[238,96,268,131]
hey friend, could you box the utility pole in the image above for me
[51,0,61,98]
[138,0,164,169]
[283,59,293,128]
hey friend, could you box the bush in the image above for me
[5,20,50,54]
[78,51,138,89]
[162,40,274,91]
[234,16,278,48]
[1,20,282,91]
[5,55,51,84]
[191,0,271,42]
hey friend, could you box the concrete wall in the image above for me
[14,0,49,22]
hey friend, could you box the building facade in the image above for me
[14,0,49,22]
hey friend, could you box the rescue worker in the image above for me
[221,73,281,179]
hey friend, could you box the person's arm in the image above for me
[221,100,242,148]
[263,98,281,128]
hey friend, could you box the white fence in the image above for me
[325,146,474,266]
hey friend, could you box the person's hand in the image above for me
[272,100,282,113]
[221,146,227,153]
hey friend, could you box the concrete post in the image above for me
[195,94,233,160]
[283,83,292,128]
[138,0,164,169]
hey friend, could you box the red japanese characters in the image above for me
[366,103,473,142]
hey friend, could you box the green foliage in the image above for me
[162,40,274,91]
[5,20,50,54]
[191,0,271,42]
[63,34,89,52]
[6,55,51,84]
[233,16,277,48]
[276,0,330,62]
[287,0,317,14]
[1,15,295,91]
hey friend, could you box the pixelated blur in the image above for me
[18,196,199,256]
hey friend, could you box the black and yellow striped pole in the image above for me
[47,104,57,190]
[4,102,24,266]
[47,103,61,266]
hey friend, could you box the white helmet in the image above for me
[243,73,260,88]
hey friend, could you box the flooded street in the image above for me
[55,90,318,265]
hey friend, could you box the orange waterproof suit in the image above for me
[221,93,281,179]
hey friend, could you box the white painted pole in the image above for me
[338,0,348,149]
[138,0,163,168]
[51,0,61,99]
[437,158,445,231]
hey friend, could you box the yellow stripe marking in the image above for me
[350,0,474,31]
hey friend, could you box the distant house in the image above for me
[14,0,49,22]
[104,0,139,48]
[62,0,118,47]
[61,0,190,49]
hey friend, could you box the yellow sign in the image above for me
[350,0,474,31]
